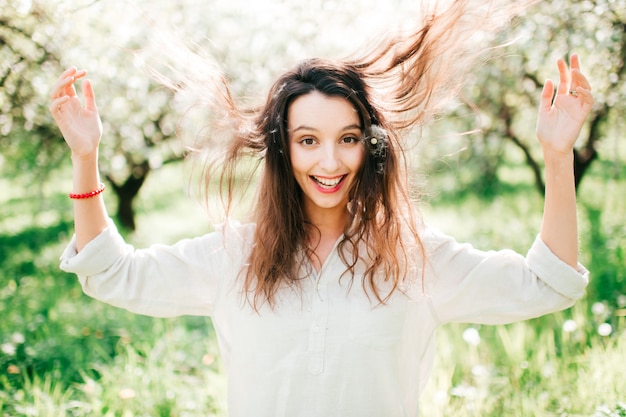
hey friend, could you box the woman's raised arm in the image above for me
[49,67,108,251]
[535,54,594,268]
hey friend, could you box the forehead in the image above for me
[287,91,361,130]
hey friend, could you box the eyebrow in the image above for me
[290,123,362,134]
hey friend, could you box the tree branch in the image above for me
[500,104,545,194]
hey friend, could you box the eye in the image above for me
[341,136,360,144]
[300,137,316,146]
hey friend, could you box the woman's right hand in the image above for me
[49,67,102,158]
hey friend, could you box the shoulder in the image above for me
[209,220,257,256]
[419,223,462,255]
[215,220,256,242]
[175,221,257,280]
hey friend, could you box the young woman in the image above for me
[49,3,593,416]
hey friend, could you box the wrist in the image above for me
[542,146,574,165]
[71,149,99,164]
[543,148,575,187]
[71,149,102,193]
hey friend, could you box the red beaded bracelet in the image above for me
[69,183,106,199]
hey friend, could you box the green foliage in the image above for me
[595,403,626,417]
[575,150,626,312]
[422,313,626,417]
[1,0,625,415]
[1,160,625,416]
[0,167,224,416]
[418,157,626,416]
[3,0,625,223]
[0,1,66,180]
[421,0,626,197]
[584,204,626,304]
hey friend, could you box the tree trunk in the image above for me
[106,160,151,231]
[500,104,546,194]
[572,103,606,189]
[503,102,607,195]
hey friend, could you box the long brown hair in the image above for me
[163,0,534,309]
[229,59,421,308]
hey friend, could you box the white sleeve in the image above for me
[423,227,589,325]
[60,218,252,318]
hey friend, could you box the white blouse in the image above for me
[60,219,588,417]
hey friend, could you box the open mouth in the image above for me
[310,175,347,191]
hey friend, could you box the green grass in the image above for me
[416,161,626,416]
[421,306,626,416]
[1,160,624,416]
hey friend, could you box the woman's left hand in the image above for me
[536,54,594,156]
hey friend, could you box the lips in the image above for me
[310,175,346,192]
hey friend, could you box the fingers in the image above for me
[571,85,594,107]
[49,67,92,117]
[571,68,592,91]
[554,54,594,110]
[48,95,71,116]
[49,67,87,100]
[82,79,98,112]
[569,53,591,92]
[539,79,555,112]
[554,54,592,100]
[60,66,81,78]
[570,54,580,71]
[556,58,570,96]
[568,56,592,108]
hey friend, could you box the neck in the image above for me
[304,206,349,247]
[304,206,350,272]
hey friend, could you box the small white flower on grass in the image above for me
[11,333,25,344]
[1,343,15,355]
[598,323,612,337]
[562,319,577,333]
[432,390,448,406]
[462,327,480,346]
[119,388,136,400]
[82,378,97,395]
[471,364,488,377]
[450,384,477,399]
[592,302,606,316]
[542,362,554,378]
[594,404,612,415]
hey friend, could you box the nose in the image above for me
[318,141,340,172]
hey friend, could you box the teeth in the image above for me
[312,176,343,188]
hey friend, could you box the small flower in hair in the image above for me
[362,125,388,175]
[363,124,388,160]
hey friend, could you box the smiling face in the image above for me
[288,91,365,222]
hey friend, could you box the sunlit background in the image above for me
[1,0,625,416]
